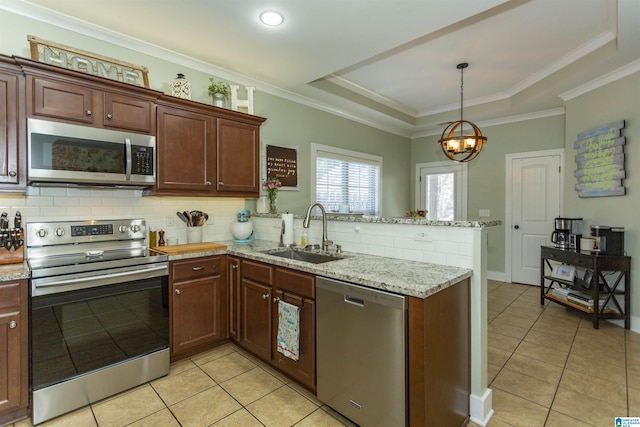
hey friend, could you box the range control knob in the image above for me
[118,225,128,233]
[54,228,65,237]
[130,225,141,233]
[36,228,48,238]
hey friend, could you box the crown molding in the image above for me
[559,58,640,101]
[411,108,565,139]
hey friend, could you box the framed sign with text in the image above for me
[574,120,626,198]
[265,144,298,190]
[28,35,150,87]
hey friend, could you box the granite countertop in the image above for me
[2,241,473,299]
[166,240,472,299]
[0,261,31,281]
[253,213,502,228]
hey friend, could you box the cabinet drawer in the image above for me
[564,251,595,269]
[242,260,273,285]
[172,256,221,281]
[0,281,21,309]
[275,267,315,299]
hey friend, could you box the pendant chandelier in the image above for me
[438,63,487,162]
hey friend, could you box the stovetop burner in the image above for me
[26,218,168,278]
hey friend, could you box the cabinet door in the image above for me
[216,118,259,195]
[171,276,224,355]
[228,257,241,341]
[0,311,22,415]
[30,76,95,124]
[156,105,216,191]
[103,92,154,133]
[0,279,27,424]
[239,279,272,360]
[0,66,24,188]
[272,290,316,390]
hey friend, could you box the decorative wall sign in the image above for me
[28,35,150,87]
[266,144,298,189]
[574,120,626,198]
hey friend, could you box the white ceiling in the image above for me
[4,0,639,138]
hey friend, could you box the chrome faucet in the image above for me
[303,203,333,251]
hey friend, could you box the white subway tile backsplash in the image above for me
[0,189,245,244]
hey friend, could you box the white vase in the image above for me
[212,93,226,108]
[256,195,269,213]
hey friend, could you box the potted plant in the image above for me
[208,78,231,107]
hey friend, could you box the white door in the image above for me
[417,161,467,220]
[509,153,561,285]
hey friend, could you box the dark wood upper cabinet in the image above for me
[1,55,266,198]
[0,56,26,192]
[151,95,265,197]
[155,103,216,192]
[15,56,157,134]
[216,118,260,194]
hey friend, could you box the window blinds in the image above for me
[316,152,379,215]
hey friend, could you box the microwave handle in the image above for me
[125,137,132,180]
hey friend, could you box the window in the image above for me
[416,161,467,220]
[311,143,381,215]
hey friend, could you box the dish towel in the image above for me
[277,300,300,361]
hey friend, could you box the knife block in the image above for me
[0,228,24,265]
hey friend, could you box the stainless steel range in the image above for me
[26,219,169,425]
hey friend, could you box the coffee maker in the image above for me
[590,225,624,255]
[551,217,582,249]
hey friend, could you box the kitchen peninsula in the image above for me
[160,239,472,425]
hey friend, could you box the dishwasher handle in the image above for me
[344,294,365,307]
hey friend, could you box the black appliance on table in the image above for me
[26,219,169,425]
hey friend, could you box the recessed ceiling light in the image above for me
[260,10,284,26]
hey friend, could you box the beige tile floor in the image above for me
[12,344,355,427]
[10,280,639,427]
[469,280,640,427]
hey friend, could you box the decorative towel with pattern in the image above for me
[277,300,300,361]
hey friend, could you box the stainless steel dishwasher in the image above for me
[316,277,407,427]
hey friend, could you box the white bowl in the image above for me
[231,221,253,240]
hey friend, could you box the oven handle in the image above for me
[33,265,167,289]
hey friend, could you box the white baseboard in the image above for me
[469,388,493,426]
[487,270,506,282]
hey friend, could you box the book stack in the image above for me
[551,287,571,301]
[567,291,607,309]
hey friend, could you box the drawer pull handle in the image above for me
[272,297,280,303]
[106,113,113,119]
[262,293,270,299]
[85,109,92,116]
[175,289,181,295]
[192,266,205,271]
[9,320,17,329]
[232,264,238,270]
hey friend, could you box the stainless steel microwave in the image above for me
[27,118,155,187]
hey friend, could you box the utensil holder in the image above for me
[187,227,203,244]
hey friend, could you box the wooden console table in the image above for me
[540,246,630,329]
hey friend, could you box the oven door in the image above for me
[30,272,169,392]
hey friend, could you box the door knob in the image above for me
[9,320,17,329]
[175,289,181,295]
[514,225,520,229]
[262,293,269,299]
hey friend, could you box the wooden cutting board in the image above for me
[151,242,227,255]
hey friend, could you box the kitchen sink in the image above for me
[261,248,345,264]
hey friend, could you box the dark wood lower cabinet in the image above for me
[237,259,317,390]
[170,256,228,360]
[408,278,470,427]
[228,256,241,341]
[239,278,273,360]
[0,279,28,425]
